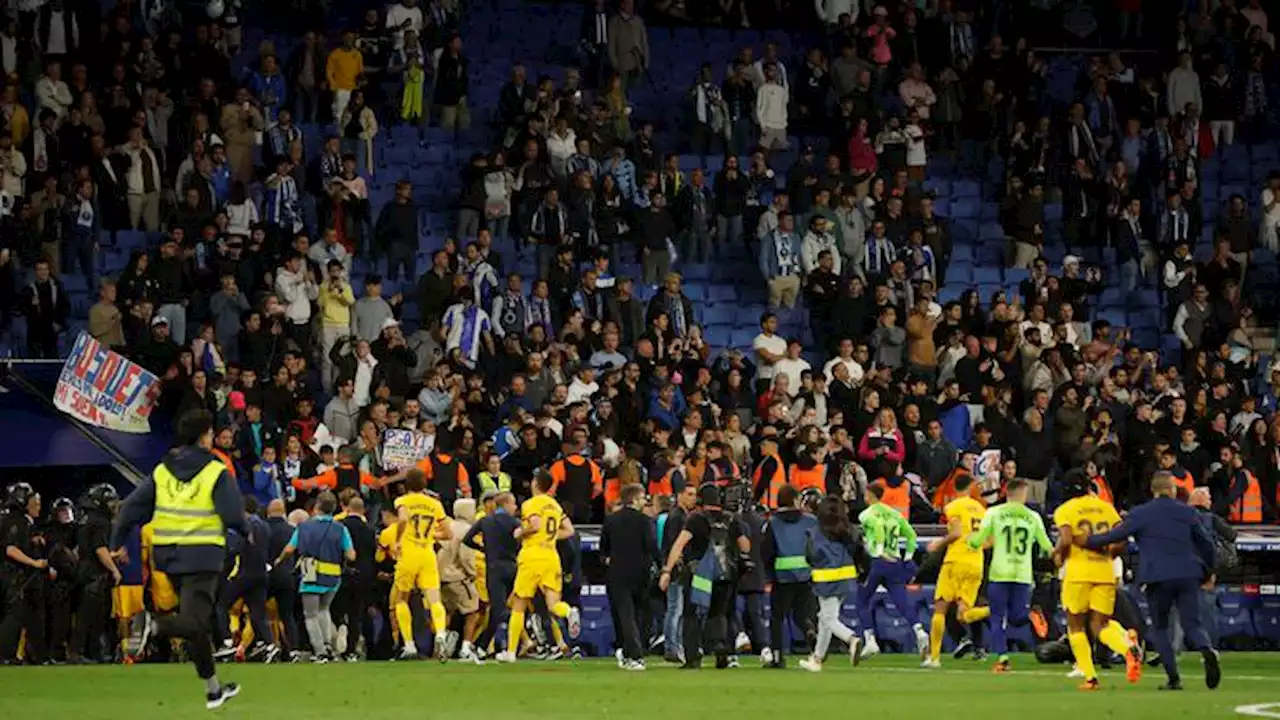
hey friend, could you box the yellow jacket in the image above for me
[318,281,355,327]
[326,48,364,91]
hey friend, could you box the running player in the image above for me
[967,479,1052,672]
[393,469,452,661]
[925,473,989,668]
[856,484,928,660]
[501,471,575,664]
[1052,470,1143,690]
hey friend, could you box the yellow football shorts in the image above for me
[394,555,441,593]
[112,586,145,619]
[934,563,982,607]
[1061,581,1117,616]
[512,557,562,599]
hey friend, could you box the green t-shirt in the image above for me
[858,503,917,561]
[968,502,1052,584]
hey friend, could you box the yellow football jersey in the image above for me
[943,497,986,567]
[376,525,398,564]
[395,492,447,560]
[1053,495,1123,585]
[518,495,565,561]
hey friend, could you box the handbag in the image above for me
[298,520,336,583]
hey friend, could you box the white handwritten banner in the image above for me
[381,428,431,471]
[54,333,160,434]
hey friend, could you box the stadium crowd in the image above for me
[0,0,1275,691]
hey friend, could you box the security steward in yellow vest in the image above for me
[111,409,246,710]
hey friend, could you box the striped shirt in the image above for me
[442,302,491,368]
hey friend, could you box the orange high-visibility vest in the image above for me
[211,448,237,479]
[753,452,786,510]
[873,478,911,519]
[1229,470,1263,524]
[1091,475,1114,506]
[931,467,974,513]
[789,464,826,493]
[649,469,674,497]
[1170,468,1196,496]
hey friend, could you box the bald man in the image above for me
[335,496,377,660]
[267,499,301,657]
[1084,472,1221,690]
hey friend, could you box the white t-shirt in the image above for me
[905,123,927,167]
[823,356,864,385]
[773,357,811,397]
[385,3,424,49]
[753,332,788,380]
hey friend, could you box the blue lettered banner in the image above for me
[381,428,432,471]
[54,333,160,434]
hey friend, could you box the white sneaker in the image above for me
[726,655,741,668]
[434,633,450,662]
[921,658,942,669]
[799,656,823,673]
[626,659,647,671]
[445,631,460,657]
[862,635,881,660]
[136,612,154,657]
[735,631,751,652]
[759,647,774,667]
[615,648,625,668]
[1067,665,1085,678]
[397,644,419,661]
[849,637,864,666]
[914,627,930,661]
[567,607,582,639]
[495,651,517,663]
[335,624,348,655]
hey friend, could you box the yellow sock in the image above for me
[429,602,447,635]
[929,612,945,661]
[961,606,991,624]
[1069,630,1096,680]
[549,617,565,646]
[240,623,255,649]
[394,601,415,648]
[551,601,571,619]
[507,611,525,656]
[1097,620,1131,655]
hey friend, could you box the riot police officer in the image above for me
[44,497,79,661]
[69,484,123,664]
[0,483,49,664]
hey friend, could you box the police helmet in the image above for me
[3,482,36,513]
[80,483,120,514]
[51,497,75,523]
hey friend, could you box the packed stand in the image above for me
[0,0,1279,670]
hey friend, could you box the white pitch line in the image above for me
[1236,704,1280,718]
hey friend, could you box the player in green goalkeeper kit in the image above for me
[967,479,1053,672]
[855,485,929,660]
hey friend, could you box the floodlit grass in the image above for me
[1,652,1278,718]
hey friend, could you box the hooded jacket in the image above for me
[111,446,246,575]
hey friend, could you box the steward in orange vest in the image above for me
[931,457,979,516]
[549,451,604,523]
[872,475,913,519]
[751,435,786,510]
[416,449,473,509]
[705,442,741,487]
[788,444,827,494]
[1221,446,1264,523]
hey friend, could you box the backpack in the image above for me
[703,511,738,582]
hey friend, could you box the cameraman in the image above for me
[659,484,751,669]
[0,483,48,664]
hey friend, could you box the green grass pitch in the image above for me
[3,653,1280,719]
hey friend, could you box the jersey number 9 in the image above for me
[545,515,561,539]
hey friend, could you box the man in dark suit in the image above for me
[337,496,377,661]
[264,499,300,656]
[1084,471,1222,691]
[600,483,655,669]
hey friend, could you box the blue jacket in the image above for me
[808,528,858,598]
[764,509,816,584]
[1085,496,1214,584]
[292,515,352,593]
[248,71,288,122]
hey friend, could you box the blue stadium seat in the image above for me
[1255,594,1280,645]
[972,267,1002,285]
[951,197,979,219]
[953,179,980,198]
[707,285,736,303]
[1219,590,1257,643]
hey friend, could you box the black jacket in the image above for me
[600,506,655,587]
[341,514,378,582]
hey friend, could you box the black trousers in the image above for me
[682,580,735,665]
[476,565,515,652]
[0,573,46,662]
[769,582,815,658]
[607,580,647,661]
[47,579,75,659]
[156,572,219,680]
[70,576,112,660]
[218,574,271,647]
[333,578,373,650]
[268,580,300,651]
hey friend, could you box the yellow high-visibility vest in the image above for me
[151,460,226,547]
